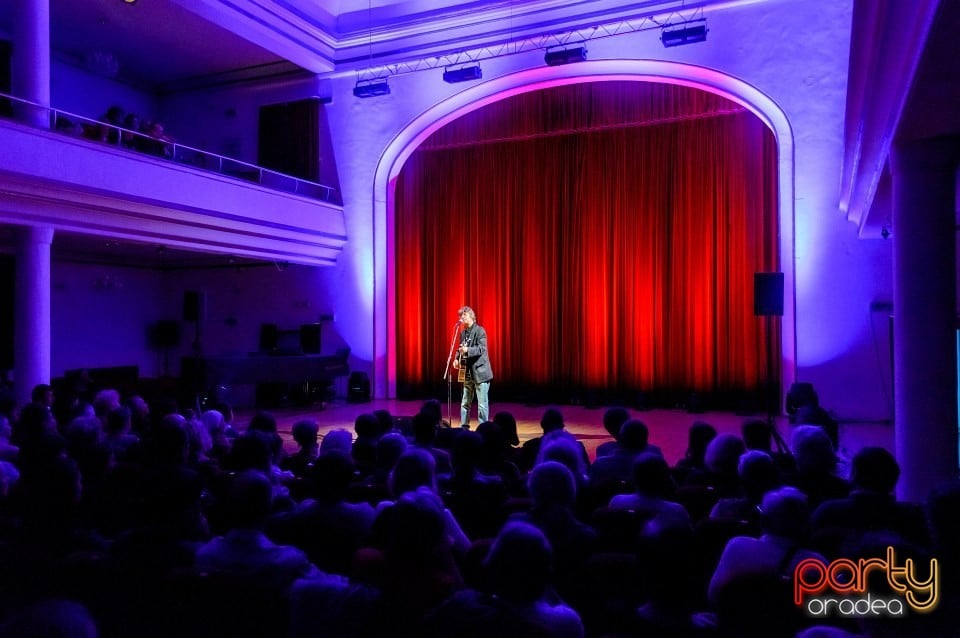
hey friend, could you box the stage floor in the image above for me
[236,398,892,464]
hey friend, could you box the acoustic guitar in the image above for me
[457,335,468,382]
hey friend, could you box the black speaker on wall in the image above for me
[260,323,279,351]
[300,323,321,354]
[753,272,784,316]
[183,291,206,322]
[150,319,181,349]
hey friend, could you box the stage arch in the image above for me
[373,60,796,400]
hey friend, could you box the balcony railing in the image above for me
[0,92,339,203]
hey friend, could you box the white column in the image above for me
[11,0,51,128]
[889,136,959,503]
[14,225,54,409]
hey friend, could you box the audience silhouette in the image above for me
[0,379,949,638]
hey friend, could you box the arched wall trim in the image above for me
[373,59,796,399]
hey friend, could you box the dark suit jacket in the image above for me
[461,324,493,383]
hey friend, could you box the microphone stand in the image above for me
[443,321,462,428]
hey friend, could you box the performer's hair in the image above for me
[458,306,476,320]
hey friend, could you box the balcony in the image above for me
[0,94,346,267]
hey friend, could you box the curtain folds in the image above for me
[395,81,779,406]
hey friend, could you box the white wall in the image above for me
[164,263,344,362]
[50,59,159,128]
[50,260,166,377]
[159,77,331,162]
[48,259,347,405]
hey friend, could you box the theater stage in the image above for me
[236,399,892,464]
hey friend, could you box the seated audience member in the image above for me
[201,409,231,462]
[109,455,210,570]
[289,570,377,638]
[10,402,64,478]
[710,449,779,526]
[219,430,294,516]
[64,415,112,516]
[594,407,631,458]
[363,431,408,492]
[789,425,849,510]
[372,408,394,435]
[810,446,929,554]
[475,420,523,495]
[267,450,375,576]
[631,518,714,638]
[481,521,584,637]
[512,461,597,609]
[493,410,521,444]
[125,395,151,437]
[589,419,661,489]
[121,112,140,149]
[420,398,458,448]
[411,410,453,475]
[138,119,174,157]
[795,406,850,480]
[14,455,107,555]
[320,427,353,458]
[121,413,208,535]
[429,521,585,638]
[492,411,522,462]
[788,384,848,477]
[355,488,465,636]
[194,469,320,589]
[352,412,380,477]
[608,452,690,529]
[380,448,470,553]
[97,105,125,144]
[708,486,823,637]
[103,406,139,462]
[684,433,745,498]
[519,407,566,472]
[741,418,794,474]
[92,389,121,427]
[672,421,718,485]
[183,413,215,468]
[280,419,320,478]
[212,401,238,438]
[539,434,590,494]
[440,430,508,539]
[31,383,55,410]
[247,411,286,465]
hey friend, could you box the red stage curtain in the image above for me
[395,81,779,404]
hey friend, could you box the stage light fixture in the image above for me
[660,20,708,47]
[353,78,390,98]
[544,45,587,66]
[443,64,482,84]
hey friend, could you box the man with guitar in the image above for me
[452,305,493,429]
